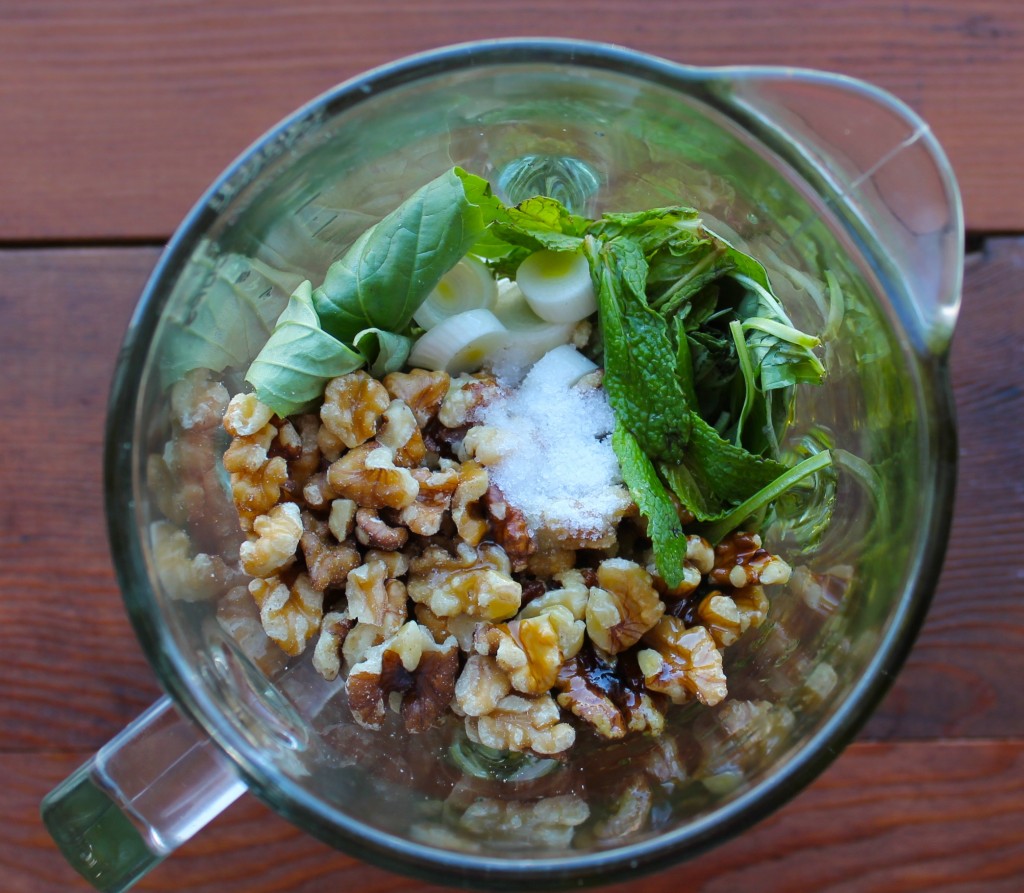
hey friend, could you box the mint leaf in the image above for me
[586,235,692,463]
[312,168,502,342]
[492,195,588,251]
[664,413,789,516]
[245,280,365,416]
[613,423,688,588]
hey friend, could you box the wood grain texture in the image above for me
[0,248,163,751]
[1,0,1021,240]
[4,741,1023,892]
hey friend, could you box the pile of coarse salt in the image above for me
[479,345,626,539]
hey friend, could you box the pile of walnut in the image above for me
[221,367,793,757]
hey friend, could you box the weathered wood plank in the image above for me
[5,740,1023,892]
[0,0,1020,239]
[0,238,1021,750]
[862,238,1024,738]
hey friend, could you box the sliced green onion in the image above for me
[515,248,597,323]
[413,255,498,330]
[490,278,576,367]
[407,308,509,374]
[742,317,822,350]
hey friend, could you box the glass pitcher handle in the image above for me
[719,70,964,353]
[41,696,246,893]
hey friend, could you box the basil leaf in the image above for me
[586,235,692,463]
[353,327,412,378]
[312,168,502,342]
[161,249,303,385]
[245,280,364,416]
[613,423,688,588]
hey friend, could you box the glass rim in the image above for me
[104,37,959,886]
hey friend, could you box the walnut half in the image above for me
[638,617,727,706]
[346,621,459,733]
[586,558,665,655]
[464,693,576,756]
[407,542,522,621]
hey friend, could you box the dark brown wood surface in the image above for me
[2,2,1023,891]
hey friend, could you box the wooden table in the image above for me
[2,2,1022,891]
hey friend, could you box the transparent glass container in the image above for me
[42,38,962,893]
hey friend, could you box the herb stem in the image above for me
[729,319,756,448]
[701,450,834,543]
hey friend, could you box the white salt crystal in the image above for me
[478,346,623,538]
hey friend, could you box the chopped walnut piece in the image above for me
[171,369,229,431]
[364,548,410,579]
[312,610,354,681]
[555,648,665,740]
[710,531,791,588]
[342,621,385,668]
[650,562,702,600]
[414,604,479,651]
[151,520,236,601]
[802,662,839,706]
[377,399,426,467]
[327,442,420,510]
[592,775,652,841]
[216,584,288,674]
[733,584,769,629]
[223,418,277,474]
[346,621,459,733]
[224,417,288,529]
[383,368,451,428]
[475,603,584,695]
[457,795,590,849]
[708,698,796,770]
[230,457,289,530]
[299,511,360,592]
[484,484,536,570]
[354,507,409,550]
[586,558,665,655]
[407,542,522,621]
[438,373,502,428]
[697,593,745,647]
[345,559,408,636]
[639,617,727,706]
[453,653,511,717]
[249,572,323,656]
[399,466,459,536]
[320,370,391,450]
[239,502,303,578]
[147,450,188,527]
[465,693,575,756]
[223,392,274,437]
[460,425,513,465]
[451,460,490,546]
[790,564,853,615]
[687,535,715,574]
[301,471,337,510]
[282,414,321,493]
[327,498,357,541]
[518,570,589,623]
[525,547,578,578]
